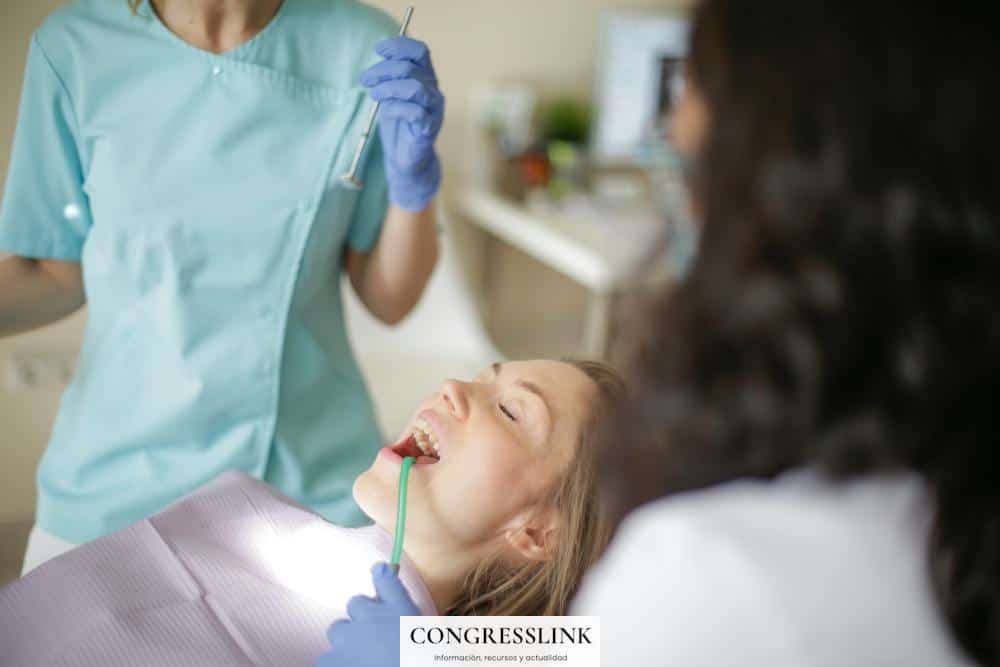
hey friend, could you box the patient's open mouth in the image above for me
[391,430,440,465]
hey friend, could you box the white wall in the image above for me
[0,0,688,522]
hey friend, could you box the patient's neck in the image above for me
[402,538,485,614]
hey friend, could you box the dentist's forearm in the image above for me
[0,255,85,337]
[355,203,439,325]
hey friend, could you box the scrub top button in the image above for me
[63,203,82,220]
[211,65,223,76]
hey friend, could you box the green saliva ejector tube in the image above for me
[390,455,415,573]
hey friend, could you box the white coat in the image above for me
[572,469,975,666]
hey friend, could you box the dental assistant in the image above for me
[0,0,444,573]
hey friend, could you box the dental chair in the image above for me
[343,203,504,439]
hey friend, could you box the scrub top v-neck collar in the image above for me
[142,0,289,61]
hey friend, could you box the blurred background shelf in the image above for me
[458,187,662,358]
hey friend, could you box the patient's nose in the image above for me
[440,380,469,420]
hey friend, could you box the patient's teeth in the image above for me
[408,418,441,458]
[413,433,435,457]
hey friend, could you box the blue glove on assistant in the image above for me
[314,562,423,667]
[360,37,445,212]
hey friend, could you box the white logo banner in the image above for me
[399,616,601,666]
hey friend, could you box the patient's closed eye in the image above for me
[500,403,517,422]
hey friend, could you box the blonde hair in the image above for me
[446,359,625,616]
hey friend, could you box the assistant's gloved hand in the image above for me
[314,562,423,667]
[360,37,445,212]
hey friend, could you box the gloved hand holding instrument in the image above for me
[344,6,444,213]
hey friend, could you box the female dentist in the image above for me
[317,1,1000,666]
[0,0,444,573]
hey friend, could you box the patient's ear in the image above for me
[504,508,560,562]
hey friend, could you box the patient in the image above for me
[0,359,623,666]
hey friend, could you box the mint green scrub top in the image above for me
[0,0,398,543]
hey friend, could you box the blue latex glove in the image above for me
[314,562,422,667]
[360,37,445,212]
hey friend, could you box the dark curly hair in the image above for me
[598,1,1000,664]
